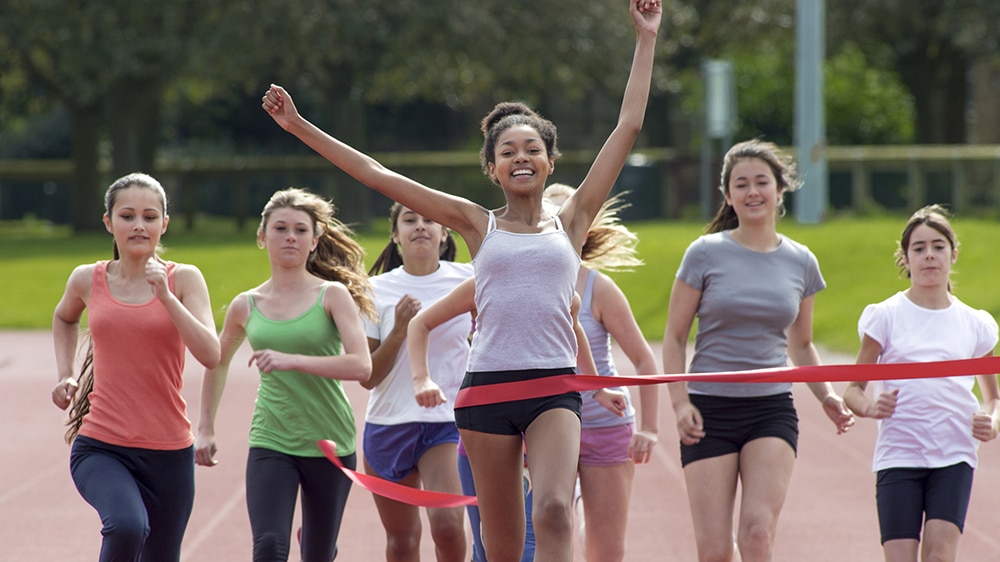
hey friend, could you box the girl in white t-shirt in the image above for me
[361,203,473,561]
[844,204,1000,562]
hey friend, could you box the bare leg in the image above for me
[578,461,634,561]
[416,443,467,562]
[735,438,795,562]
[461,429,526,562]
[683,452,740,562]
[524,408,582,562]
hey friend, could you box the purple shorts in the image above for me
[363,422,459,482]
[579,423,635,466]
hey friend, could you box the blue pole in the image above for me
[794,0,827,224]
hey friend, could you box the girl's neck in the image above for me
[729,224,780,252]
[110,254,156,279]
[498,195,549,226]
[402,256,441,276]
[268,264,316,289]
[904,285,952,310]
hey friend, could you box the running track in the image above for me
[3,330,1000,561]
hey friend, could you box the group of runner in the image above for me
[48,1,998,562]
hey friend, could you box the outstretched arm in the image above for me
[561,0,662,244]
[262,86,485,251]
[408,277,477,408]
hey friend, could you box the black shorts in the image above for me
[679,392,798,467]
[875,462,974,543]
[454,367,582,436]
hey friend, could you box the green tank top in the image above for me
[245,284,356,457]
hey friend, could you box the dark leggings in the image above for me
[70,435,195,562]
[246,447,355,562]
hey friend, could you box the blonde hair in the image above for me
[543,183,642,272]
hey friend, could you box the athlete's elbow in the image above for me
[348,357,373,383]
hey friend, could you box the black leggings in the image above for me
[246,447,355,562]
[70,436,194,562]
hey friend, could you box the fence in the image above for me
[2,145,1000,228]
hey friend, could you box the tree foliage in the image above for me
[827,0,1000,143]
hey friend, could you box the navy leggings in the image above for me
[70,435,195,562]
[246,447,355,562]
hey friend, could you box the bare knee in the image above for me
[533,494,573,538]
[385,528,422,559]
[737,520,776,561]
[429,510,467,557]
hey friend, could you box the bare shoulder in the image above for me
[321,280,355,307]
[64,263,97,293]
[171,262,208,285]
[224,291,253,324]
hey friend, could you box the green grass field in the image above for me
[4,213,1000,355]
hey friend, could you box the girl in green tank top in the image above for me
[195,188,375,561]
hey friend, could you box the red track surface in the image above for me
[3,330,999,561]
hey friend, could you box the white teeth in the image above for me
[513,169,533,177]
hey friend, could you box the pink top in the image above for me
[78,260,193,450]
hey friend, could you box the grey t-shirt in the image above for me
[676,230,825,397]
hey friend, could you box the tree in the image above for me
[0,0,204,230]
[828,0,1000,144]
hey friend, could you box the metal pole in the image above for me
[794,0,827,224]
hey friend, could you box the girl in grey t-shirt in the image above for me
[662,140,855,562]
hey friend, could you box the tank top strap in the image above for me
[247,283,329,315]
[553,213,565,231]
[486,209,497,233]
[581,268,598,306]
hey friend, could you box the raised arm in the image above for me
[262,85,485,249]
[560,0,661,244]
[196,293,250,467]
[408,277,476,408]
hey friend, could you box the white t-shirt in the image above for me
[363,261,474,425]
[858,291,998,472]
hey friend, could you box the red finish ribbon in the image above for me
[454,356,1000,408]
[319,356,1000,508]
[316,439,478,507]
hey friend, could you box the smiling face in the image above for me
[103,185,168,258]
[724,157,783,225]
[259,207,318,266]
[487,124,554,195]
[392,206,448,260]
[903,223,957,288]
